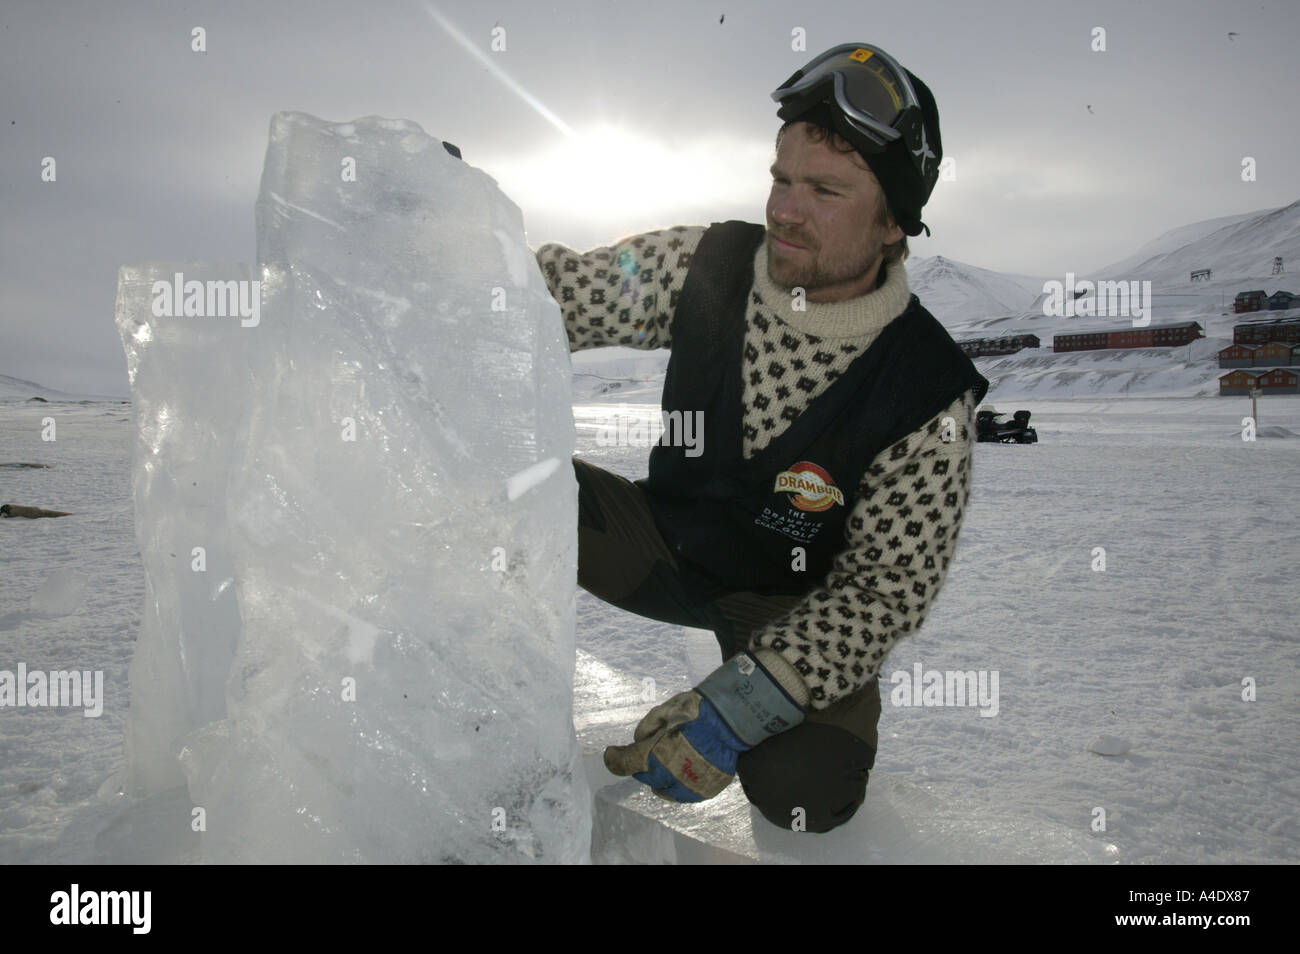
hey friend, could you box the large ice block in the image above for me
[115,112,588,863]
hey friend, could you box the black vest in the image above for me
[636,220,988,602]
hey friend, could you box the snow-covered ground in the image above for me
[4,381,1295,864]
[571,392,1300,864]
[0,402,138,861]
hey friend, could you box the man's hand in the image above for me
[603,650,808,802]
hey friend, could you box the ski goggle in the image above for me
[771,43,930,167]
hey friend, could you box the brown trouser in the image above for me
[574,457,881,833]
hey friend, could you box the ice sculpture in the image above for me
[114,112,588,863]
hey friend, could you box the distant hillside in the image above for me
[1097,201,1300,282]
[906,200,1300,332]
[1096,209,1267,273]
[570,348,668,402]
[0,373,124,404]
[972,336,1229,401]
[906,255,1044,326]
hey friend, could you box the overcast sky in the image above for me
[2,0,1297,396]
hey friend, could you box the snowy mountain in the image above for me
[911,200,1300,331]
[903,202,1300,400]
[905,254,1045,326]
[1096,200,1300,283]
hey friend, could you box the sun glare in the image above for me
[482,124,769,229]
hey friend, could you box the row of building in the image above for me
[957,334,1041,357]
[1221,311,1298,393]
[1233,289,1296,313]
[1232,316,1300,345]
[1219,368,1300,395]
[1053,321,1204,353]
[1218,340,1300,367]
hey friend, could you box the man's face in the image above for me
[765,122,904,303]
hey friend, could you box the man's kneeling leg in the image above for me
[736,722,876,833]
[735,678,881,833]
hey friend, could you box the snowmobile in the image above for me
[975,406,1038,444]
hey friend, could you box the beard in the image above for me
[765,229,885,296]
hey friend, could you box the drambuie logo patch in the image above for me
[773,461,844,513]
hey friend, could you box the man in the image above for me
[535,43,988,833]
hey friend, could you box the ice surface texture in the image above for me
[114,112,588,862]
[115,262,252,798]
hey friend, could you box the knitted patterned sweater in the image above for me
[535,225,976,709]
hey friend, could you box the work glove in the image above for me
[604,650,808,802]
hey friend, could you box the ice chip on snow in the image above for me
[1087,734,1132,757]
[116,112,588,862]
[29,568,90,617]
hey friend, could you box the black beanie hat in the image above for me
[780,66,942,237]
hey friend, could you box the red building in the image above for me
[1218,343,1257,368]
[1055,322,1203,353]
[1251,341,1296,366]
[1255,367,1300,393]
[1220,367,1300,395]
[1220,369,1258,395]
[1234,290,1268,313]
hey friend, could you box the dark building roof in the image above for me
[1057,321,1201,335]
[1217,368,1296,379]
[1237,315,1300,324]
